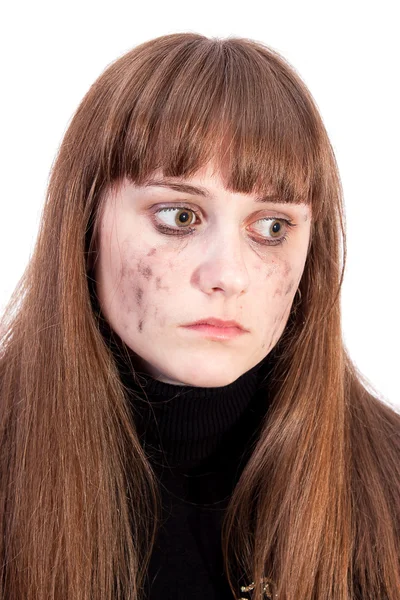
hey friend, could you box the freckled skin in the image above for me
[94,162,312,387]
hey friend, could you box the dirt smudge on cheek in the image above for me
[265,297,294,353]
[137,259,153,280]
[263,259,279,279]
[283,260,292,278]
[120,244,176,334]
[268,257,294,297]
[152,306,165,328]
[135,286,143,306]
[175,238,191,255]
[155,276,170,292]
[135,300,148,333]
[118,253,151,331]
[284,279,295,296]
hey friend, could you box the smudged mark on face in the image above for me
[285,280,295,296]
[147,247,157,256]
[283,261,291,278]
[119,279,127,303]
[273,287,283,297]
[166,235,191,255]
[135,287,143,306]
[263,259,279,279]
[138,319,143,333]
[265,299,293,353]
[137,260,153,280]
[125,297,134,315]
[143,266,152,278]
[120,262,128,280]
[155,276,170,292]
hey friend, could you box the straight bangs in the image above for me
[99,36,330,220]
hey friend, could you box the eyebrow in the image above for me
[143,179,288,204]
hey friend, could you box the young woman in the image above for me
[0,32,399,600]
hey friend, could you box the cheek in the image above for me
[256,257,300,298]
[116,243,175,333]
[271,259,300,298]
[256,258,303,351]
[94,210,177,338]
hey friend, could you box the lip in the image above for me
[182,317,247,330]
[181,323,247,341]
[180,317,249,341]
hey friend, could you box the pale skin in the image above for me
[94,161,312,387]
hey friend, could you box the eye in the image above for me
[152,206,200,235]
[155,207,198,229]
[251,217,291,241]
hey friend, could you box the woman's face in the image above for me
[94,162,312,386]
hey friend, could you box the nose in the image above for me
[191,226,250,297]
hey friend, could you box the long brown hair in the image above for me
[1,33,399,600]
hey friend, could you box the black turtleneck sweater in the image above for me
[116,351,276,600]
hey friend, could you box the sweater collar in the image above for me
[116,348,273,467]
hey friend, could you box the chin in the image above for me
[131,348,253,388]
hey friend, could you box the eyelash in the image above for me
[152,205,296,247]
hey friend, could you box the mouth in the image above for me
[180,317,248,341]
[182,317,247,330]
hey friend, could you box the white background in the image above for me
[0,0,398,410]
